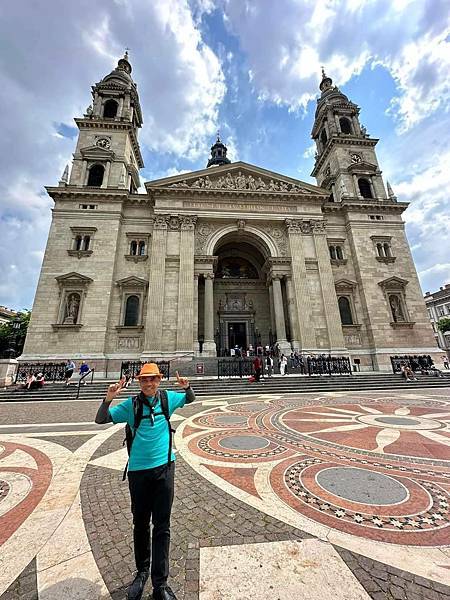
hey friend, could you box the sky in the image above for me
[0,0,449,311]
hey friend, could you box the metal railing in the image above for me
[217,358,255,378]
[390,355,433,374]
[306,355,352,376]
[76,368,95,399]
[14,362,66,383]
[120,360,170,380]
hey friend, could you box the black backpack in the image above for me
[122,389,174,481]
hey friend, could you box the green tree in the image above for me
[437,317,450,334]
[0,310,31,357]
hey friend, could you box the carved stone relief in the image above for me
[169,171,312,194]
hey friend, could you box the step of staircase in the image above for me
[1,374,449,402]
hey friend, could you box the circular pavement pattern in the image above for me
[218,434,270,450]
[181,398,450,546]
[315,467,408,505]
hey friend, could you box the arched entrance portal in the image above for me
[197,229,291,356]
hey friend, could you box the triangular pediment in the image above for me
[378,276,409,290]
[55,272,93,286]
[347,161,378,173]
[335,278,358,291]
[80,145,115,160]
[145,161,328,197]
[116,276,148,289]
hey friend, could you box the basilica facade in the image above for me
[22,55,438,375]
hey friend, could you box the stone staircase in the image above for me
[1,372,449,403]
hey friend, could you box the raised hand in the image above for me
[105,376,126,402]
[175,371,190,389]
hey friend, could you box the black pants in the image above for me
[128,463,175,588]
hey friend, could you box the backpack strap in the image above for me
[122,393,144,481]
[158,389,175,466]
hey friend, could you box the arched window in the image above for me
[329,246,336,260]
[320,128,328,145]
[87,164,104,187]
[336,246,343,260]
[75,235,83,251]
[376,243,384,257]
[130,241,137,255]
[338,296,353,325]
[383,243,391,257]
[358,178,373,198]
[103,99,118,119]
[83,236,90,251]
[339,117,352,134]
[124,295,139,326]
[138,241,146,255]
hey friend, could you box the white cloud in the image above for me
[0,0,225,309]
[222,0,450,130]
[302,143,316,159]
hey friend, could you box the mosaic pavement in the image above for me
[0,389,449,599]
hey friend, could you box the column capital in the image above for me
[311,219,327,234]
[285,218,312,234]
[205,273,215,280]
[180,215,198,230]
[153,214,170,230]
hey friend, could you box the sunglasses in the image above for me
[139,375,159,381]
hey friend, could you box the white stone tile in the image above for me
[199,539,371,600]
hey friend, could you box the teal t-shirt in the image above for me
[109,390,186,471]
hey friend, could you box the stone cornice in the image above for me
[323,199,408,214]
[148,187,326,203]
[46,186,130,202]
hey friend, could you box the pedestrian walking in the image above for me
[443,355,449,370]
[265,355,273,377]
[79,360,90,384]
[64,359,75,386]
[95,363,194,600]
[280,353,288,376]
[253,355,262,382]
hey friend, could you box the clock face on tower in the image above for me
[351,153,362,164]
[96,137,111,150]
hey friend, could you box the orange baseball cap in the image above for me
[136,363,163,378]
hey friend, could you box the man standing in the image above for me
[95,363,194,600]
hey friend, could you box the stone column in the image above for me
[285,219,316,350]
[193,274,200,353]
[176,216,197,352]
[80,161,87,186]
[268,282,276,337]
[352,115,360,134]
[102,161,111,188]
[285,276,300,349]
[271,276,290,353]
[203,273,216,355]
[334,114,340,133]
[353,174,361,198]
[369,177,376,199]
[143,215,168,355]
[312,221,346,351]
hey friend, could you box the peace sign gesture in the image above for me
[105,376,126,402]
[176,371,190,389]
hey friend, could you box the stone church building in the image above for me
[23,54,438,375]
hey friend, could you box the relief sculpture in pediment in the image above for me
[169,171,310,194]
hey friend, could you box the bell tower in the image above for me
[66,51,144,193]
[311,69,388,203]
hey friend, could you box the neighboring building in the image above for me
[424,284,450,358]
[22,55,439,375]
[0,306,17,325]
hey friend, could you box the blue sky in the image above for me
[0,0,449,311]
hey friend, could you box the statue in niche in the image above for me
[64,292,80,324]
[389,295,405,322]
